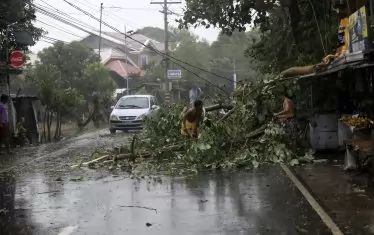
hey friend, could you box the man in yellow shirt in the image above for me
[181,100,204,138]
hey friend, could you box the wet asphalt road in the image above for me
[295,162,374,235]
[0,130,335,235]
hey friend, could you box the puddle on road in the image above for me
[0,167,331,235]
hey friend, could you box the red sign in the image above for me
[9,50,24,69]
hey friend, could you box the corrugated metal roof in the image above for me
[298,60,371,80]
[106,59,146,78]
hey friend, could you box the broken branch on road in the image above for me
[72,75,314,176]
[118,205,158,214]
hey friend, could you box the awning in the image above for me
[298,60,374,80]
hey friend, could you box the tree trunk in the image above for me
[54,112,60,141]
[41,111,47,144]
[47,110,53,142]
[58,118,62,139]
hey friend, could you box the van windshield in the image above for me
[116,97,149,109]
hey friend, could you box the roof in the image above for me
[96,47,138,67]
[106,59,146,78]
[102,32,164,52]
[298,51,374,80]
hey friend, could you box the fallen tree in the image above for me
[72,74,314,176]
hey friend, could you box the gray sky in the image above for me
[30,0,220,52]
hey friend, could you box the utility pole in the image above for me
[150,0,181,96]
[233,60,237,91]
[98,3,103,58]
[125,25,129,95]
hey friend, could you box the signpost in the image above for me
[167,69,181,79]
[9,50,24,69]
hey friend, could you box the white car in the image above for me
[109,95,159,133]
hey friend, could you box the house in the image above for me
[80,32,164,90]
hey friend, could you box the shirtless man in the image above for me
[274,92,297,139]
[181,100,204,138]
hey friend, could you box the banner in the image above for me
[349,5,370,53]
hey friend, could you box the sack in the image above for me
[344,147,357,170]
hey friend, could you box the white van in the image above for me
[109,95,159,133]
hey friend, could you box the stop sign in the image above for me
[9,50,24,69]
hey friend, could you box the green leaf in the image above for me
[289,159,299,166]
[252,160,259,168]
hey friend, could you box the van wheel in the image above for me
[110,129,116,134]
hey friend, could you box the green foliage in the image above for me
[247,1,339,73]
[178,0,339,73]
[145,28,260,88]
[171,29,212,86]
[137,26,167,42]
[0,0,43,60]
[132,75,311,175]
[178,0,272,33]
[28,41,116,140]
[81,62,116,103]
[37,41,100,89]
[209,31,262,85]
[143,104,185,147]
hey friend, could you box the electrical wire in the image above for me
[0,18,65,44]
[61,0,231,94]
[35,6,95,35]
[73,0,140,29]
[37,1,98,31]
[38,1,233,84]
[61,0,234,83]
[308,0,326,55]
[40,39,57,44]
[36,19,82,38]
[170,60,229,94]
[42,36,67,43]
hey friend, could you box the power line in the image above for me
[37,1,98,31]
[61,0,230,94]
[40,39,57,44]
[61,0,233,84]
[104,7,160,11]
[42,36,67,43]
[35,5,95,35]
[36,19,82,38]
[72,0,140,29]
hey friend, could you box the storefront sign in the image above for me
[348,5,370,53]
[9,50,24,69]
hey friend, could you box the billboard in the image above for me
[348,5,371,53]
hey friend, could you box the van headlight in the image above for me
[110,115,119,121]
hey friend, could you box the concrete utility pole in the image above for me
[124,25,129,95]
[150,0,181,94]
[98,3,103,58]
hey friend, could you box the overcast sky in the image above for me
[30,0,220,52]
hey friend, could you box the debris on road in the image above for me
[73,76,315,175]
[118,205,158,214]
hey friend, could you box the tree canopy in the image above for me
[179,0,339,73]
[178,0,301,34]
[0,0,42,60]
[27,41,115,141]
[143,27,260,90]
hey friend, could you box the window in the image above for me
[140,55,148,68]
[116,97,149,109]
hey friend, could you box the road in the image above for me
[0,130,365,235]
